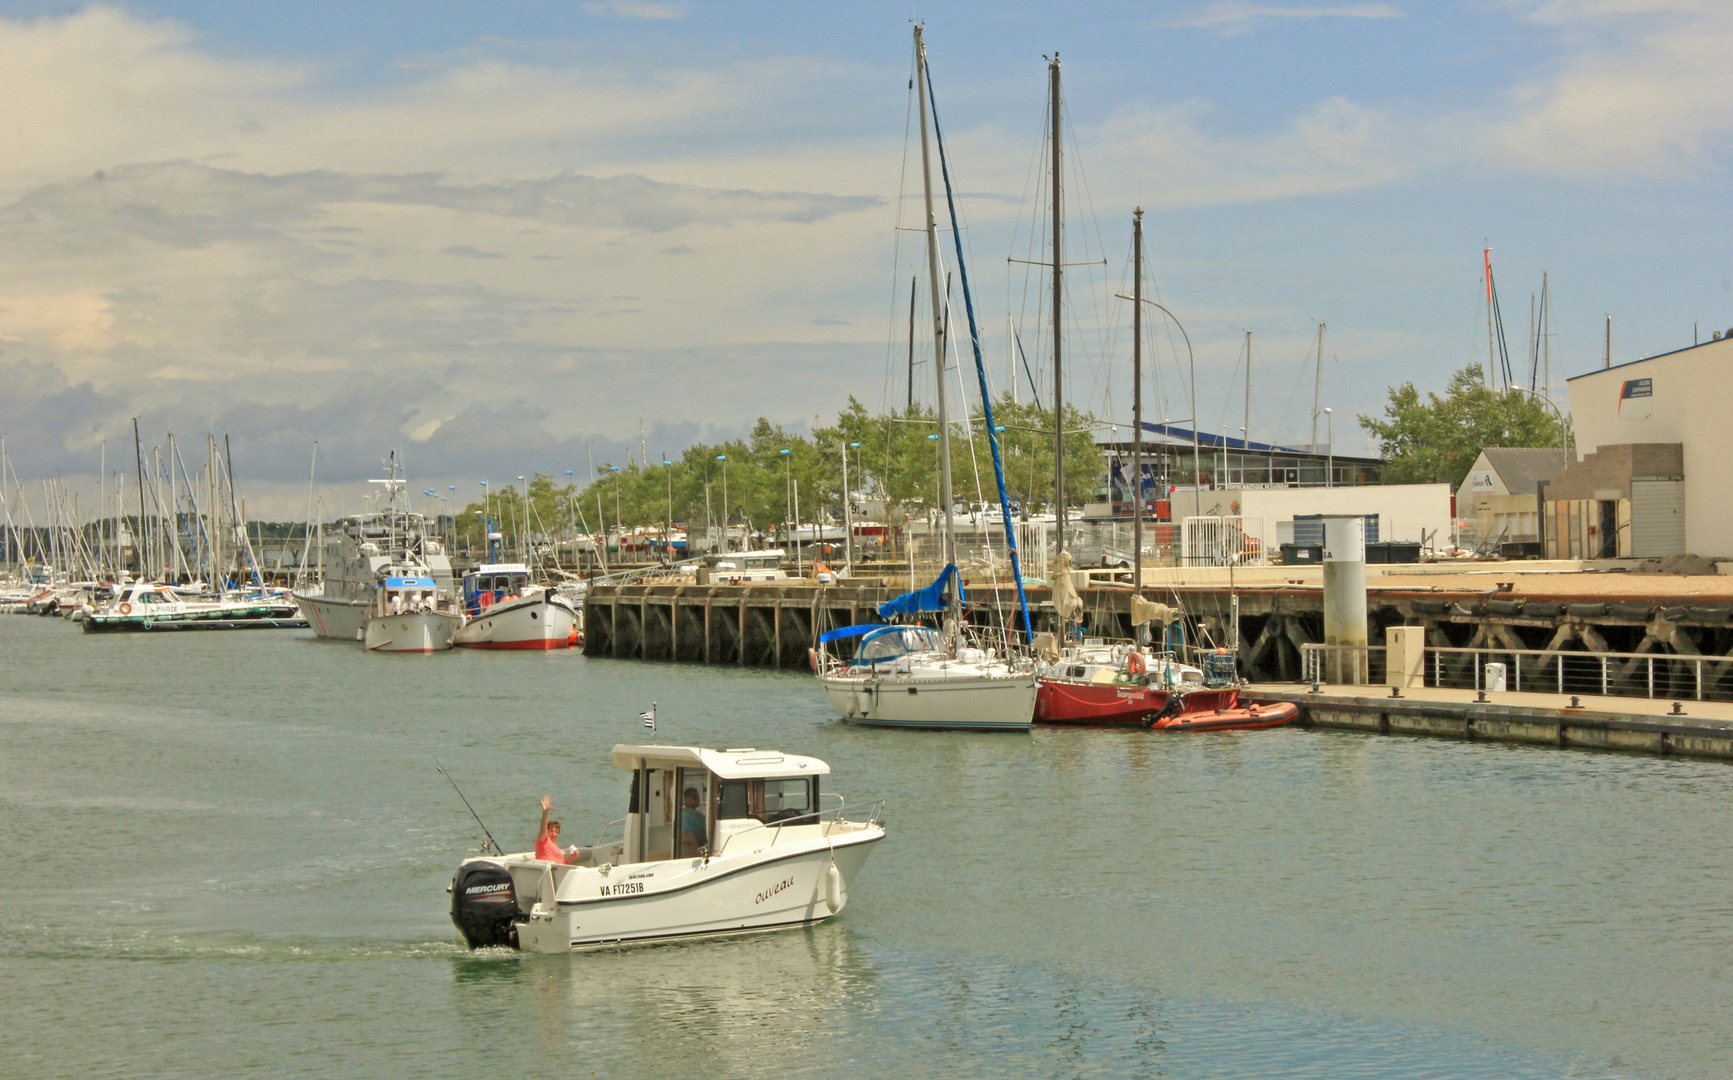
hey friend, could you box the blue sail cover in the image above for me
[877,564,962,619]
[817,623,883,644]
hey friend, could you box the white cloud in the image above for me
[581,1,685,19]
[1488,2,1733,175]
[1167,2,1404,33]
[1088,97,1408,208]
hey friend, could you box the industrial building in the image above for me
[1456,447,1571,557]
[1556,337,1718,557]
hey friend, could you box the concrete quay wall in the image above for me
[1246,686,1733,762]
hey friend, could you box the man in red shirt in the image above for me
[535,794,574,863]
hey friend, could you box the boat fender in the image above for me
[118,602,131,615]
[1126,652,1145,677]
[808,648,820,672]
[825,861,845,914]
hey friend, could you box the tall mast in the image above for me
[1485,247,1497,389]
[1050,53,1065,554]
[1131,208,1144,605]
[1244,330,1252,453]
[132,418,147,579]
[907,275,917,413]
[914,25,956,622]
[1310,323,1325,453]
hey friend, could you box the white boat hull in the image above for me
[364,611,462,653]
[452,593,577,650]
[820,669,1037,731]
[293,592,369,640]
[496,829,881,952]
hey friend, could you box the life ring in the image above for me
[808,647,820,672]
[118,602,132,615]
[1126,651,1146,676]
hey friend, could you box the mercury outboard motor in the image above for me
[450,860,520,949]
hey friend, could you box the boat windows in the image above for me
[856,625,944,665]
[762,779,813,825]
[718,779,751,821]
[674,768,710,858]
[640,768,675,862]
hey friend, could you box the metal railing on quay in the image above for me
[1299,643,1733,703]
[1299,644,1387,686]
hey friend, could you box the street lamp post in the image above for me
[1323,408,1333,489]
[662,458,673,564]
[780,448,797,576]
[715,454,729,553]
[845,440,860,572]
[1117,292,1201,524]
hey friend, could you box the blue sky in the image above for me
[0,1,1728,513]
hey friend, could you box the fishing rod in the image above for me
[434,757,501,856]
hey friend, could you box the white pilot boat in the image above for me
[82,579,305,633]
[291,453,463,652]
[451,562,579,650]
[449,744,885,952]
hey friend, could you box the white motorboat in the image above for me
[452,563,579,650]
[449,744,885,952]
[83,579,306,633]
[816,622,1037,731]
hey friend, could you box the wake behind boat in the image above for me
[449,744,884,952]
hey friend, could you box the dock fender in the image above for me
[808,647,820,672]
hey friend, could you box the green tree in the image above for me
[1358,364,1572,485]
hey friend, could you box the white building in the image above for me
[1564,337,1721,557]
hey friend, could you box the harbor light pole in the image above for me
[715,454,728,552]
[845,440,860,571]
[1324,408,1333,489]
[780,448,792,562]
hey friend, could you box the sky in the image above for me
[1,0,1730,518]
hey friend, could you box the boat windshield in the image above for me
[855,625,945,665]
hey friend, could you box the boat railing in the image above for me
[588,817,629,849]
[717,798,886,850]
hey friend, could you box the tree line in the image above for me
[449,395,1102,550]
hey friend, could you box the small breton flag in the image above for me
[640,702,657,731]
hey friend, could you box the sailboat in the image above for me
[814,25,1037,732]
[1027,78,1238,725]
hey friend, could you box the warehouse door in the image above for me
[1631,480,1685,557]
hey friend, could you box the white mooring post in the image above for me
[1322,515,1368,685]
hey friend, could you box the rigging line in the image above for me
[881,51,922,416]
[925,56,1033,642]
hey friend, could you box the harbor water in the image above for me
[3,615,1731,1078]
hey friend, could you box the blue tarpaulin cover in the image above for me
[877,564,962,619]
[818,623,885,644]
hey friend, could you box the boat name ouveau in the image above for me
[755,876,796,905]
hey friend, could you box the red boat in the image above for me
[1150,700,1300,732]
[1034,646,1239,726]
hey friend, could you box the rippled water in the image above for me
[3,615,1730,1078]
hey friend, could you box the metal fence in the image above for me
[1299,644,1387,686]
[1300,643,1733,703]
[1180,516,1267,568]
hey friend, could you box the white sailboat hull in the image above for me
[820,669,1037,731]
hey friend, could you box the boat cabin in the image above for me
[612,744,828,864]
[463,562,530,615]
[819,623,947,669]
[700,549,786,583]
[376,574,438,614]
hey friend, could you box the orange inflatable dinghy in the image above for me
[1150,700,1300,733]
